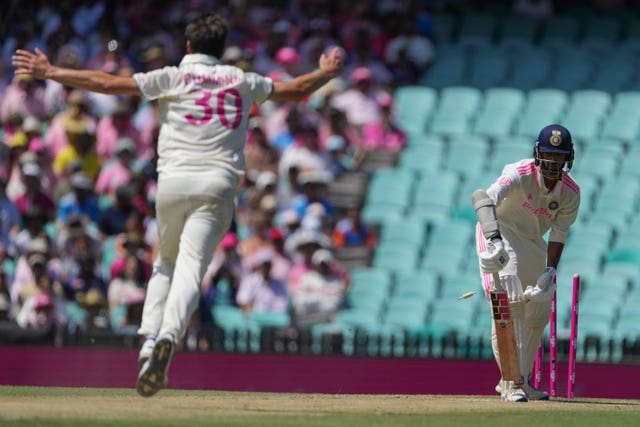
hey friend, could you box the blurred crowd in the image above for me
[0,0,441,348]
[0,0,629,348]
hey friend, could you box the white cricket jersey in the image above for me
[133,53,274,178]
[487,159,580,244]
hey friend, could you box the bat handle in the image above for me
[492,272,500,290]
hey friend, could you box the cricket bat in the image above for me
[490,272,522,382]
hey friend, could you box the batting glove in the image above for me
[524,267,556,302]
[479,239,509,273]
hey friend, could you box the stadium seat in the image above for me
[442,135,490,179]
[380,217,428,248]
[498,14,539,47]
[396,141,444,178]
[420,44,469,89]
[393,86,438,134]
[507,48,553,90]
[544,48,595,91]
[580,15,624,51]
[411,170,460,222]
[394,269,440,302]
[539,15,581,48]
[457,13,496,47]
[467,46,510,89]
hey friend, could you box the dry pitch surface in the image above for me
[1,387,639,427]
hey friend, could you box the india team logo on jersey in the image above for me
[550,130,562,146]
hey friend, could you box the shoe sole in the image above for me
[136,338,174,398]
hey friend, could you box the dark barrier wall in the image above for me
[1,346,639,399]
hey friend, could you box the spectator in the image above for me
[384,16,435,75]
[110,230,152,282]
[292,248,347,326]
[286,229,333,296]
[13,162,56,222]
[278,124,330,178]
[98,184,139,236]
[95,99,145,163]
[25,120,58,195]
[0,174,22,258]
[290,170,335,222]
[44,89,97,157]
[61,250,107,305]
[267,47,301,82]
[325,135,353,177]
[108,254,147,335]
[267,226,293,284]
[10,237,54,313]
[331,67,383,128]
[253,20,292,75]
[0,75,47,123]
[332,205,377,248]
[95,137,136,197]
[57,171,100,225]
[360,92,406,152]
[16,277,67,347]
[202,232,244,308]
[236,247,289,315]
[52,128,101,181]
[14,208,52,257]
[244,118,279,176]
[239,211,273,258]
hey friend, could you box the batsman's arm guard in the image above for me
[472,189,501,241]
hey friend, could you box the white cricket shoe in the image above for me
[523,381,550,400]
[138,338,156,368]
[503,386,528,402]
[136,334,176,398]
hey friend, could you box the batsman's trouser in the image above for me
[138,169,236,341]
[476,225,552,380]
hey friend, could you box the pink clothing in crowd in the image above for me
[95,117,146,161]
[0,79,47,123]
[95,162,133,195]
[44,116,97,157]
[236,272,289,313]
[360,122,405,151]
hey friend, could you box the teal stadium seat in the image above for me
[473,88,525,138]
[498,14,539,48]
[515,89,568,138]
[507,48,553,91]
[468,46,510,90]
[580,15,624,51]
[443,135,490,179]
[457,13,496,47]
[394,269,440,303]
[539,15,581,48]
[429,87,482,136]
[420,44,468,89]
[397,136,444,177]
[410,170,460,224]
[393,86,438,134]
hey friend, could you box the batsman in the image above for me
[472,124,580,402]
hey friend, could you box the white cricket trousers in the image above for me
[138,169,237,341]
[476,224,552,379]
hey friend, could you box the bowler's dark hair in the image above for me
[185,13,229,58]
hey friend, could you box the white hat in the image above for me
[22,116,41,134]
[255,171,278,191]
[22,162,41,177]
[312,248,333,266]
[280,209,301,225]
[298,170,331,186]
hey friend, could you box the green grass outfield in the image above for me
[1,386,638,427]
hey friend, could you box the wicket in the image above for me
[533,274,581,399]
